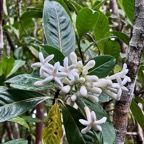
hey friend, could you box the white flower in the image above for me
[94,79,112,88]
[108,63,129,80]
[79,107,107,134]
[60,85,71,94]
[60,57,75,80]
[71,94,77,101]
[34,62,67,87]
[31,52,54,77]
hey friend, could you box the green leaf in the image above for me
[101,123,116,144]
[40,45,65,65]
[5,74,53,91]
[4,139,28,144]
[122,0,134,24]
[94,12,110,52]
[134,96,144,106]
[21,10,42,20]
[111,31,130,45]
[130,100,144,129]
[61,102,86,144]
[88,55,116,78]
[0,89,50,122]
[7,60,25,78]
[9,116,30,130]
[104,40,120,60]
[76,8,99,38]
[43,0,75,56]
[42,102,62,144]
[2,56,15,78]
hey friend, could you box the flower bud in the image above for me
[71,94,77,101]
[79,77,85,84]
[80,85,87,97]
[61,85,71,94]
[84,60,95,70]
[70,52,77,64]
[94,79,112,88]
[89,87,102,94]
[86,75,98,82]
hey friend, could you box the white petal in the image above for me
[57,72,68,77]
[39,67,44,77]
[68,73,75,81]
[91,111,96,122]
[94,117,107,125]
[31,62,42,68]
[79,119,90,126]
[39,52,45,63]
[94,125,102,131]
[43,76,53,84]
[84,106,91,122]
[54,62,60,74]
[80,85,87,97]
[112,83,121,89]
[64,57,68,69]
[54,77,63,87]
[122,86,128,91]
[94,79,112,88]
[42,67,53,75]
[117,88,122,99]
[81,126,91,134]
[104,89,119,100]
[45,54,54,63]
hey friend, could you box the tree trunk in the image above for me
[0,0,3,60]
[113,0,144,144]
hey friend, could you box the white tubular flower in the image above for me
[79,107,107,134]
[89,87,102,94]
[31,52,54,77]
[87,95,99,103]
[94,79,113,88]
[34,62,67,87]
[104,89,119,100]
[60,57,75,80]
[86,75,99,82]
[79,77,85,84]
[80,85,87,97]
[108,63,129,80]
[83,60,95,75]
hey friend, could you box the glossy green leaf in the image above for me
[4,139,28,144]
[104,40,120,60]
[9,116,30,130]
[5,74,53,91]
[42,102,62,144]
[7,60,25,78]
[0,89,50,122]
[122,0,134,24]
[88,55,116,78]
[76,8,99,38]
[43,0,75,56]
[101,123,116,144]
[130,100,144,129]
[134,96,144,106]
[1,56,15,78]
[111,31,130,45]
[61,102,86,144]
[94,12,110,52]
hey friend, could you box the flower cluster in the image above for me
[31,51,131,134]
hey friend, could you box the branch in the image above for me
[113,0,144,143]
[0,0,3,61]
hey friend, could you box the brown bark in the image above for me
[113,0,144,144]
[0,0,3,61]
[35,102,44,144]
